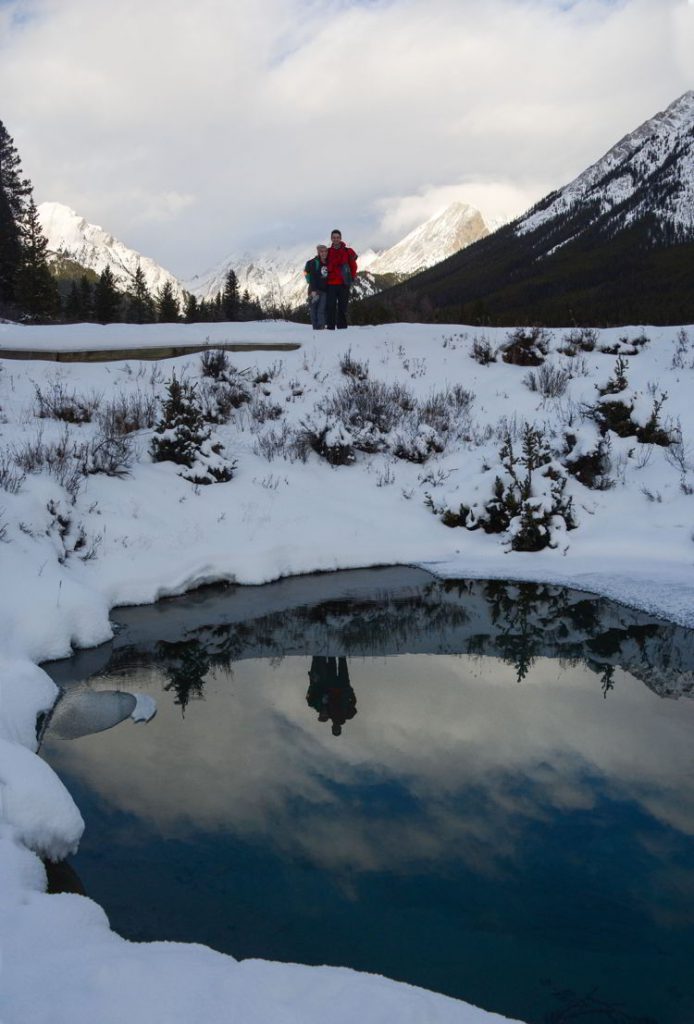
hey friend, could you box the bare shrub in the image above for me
[599,333,650,356]
[471,335,497,365]
[34,382,102,423]
[0,452,25,494]
[318,379,415,450]
[524,363,572,398]
[76,433,134,477]
[339,349,369,380]
[200,349,231,379]
[558,327,597,355]
[500,327,551,366]
[253,422,294,461]
[248,397,284,425]
[14,430,83,500]
[98,390,158,435]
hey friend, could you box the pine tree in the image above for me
[64,281,82,322]
[156,280,180,322]
[14,198,60,321]
[183,292,198,323]
[221,269,239,321]
[93,265,121,323]
[78,275,94,321]
[0,120,32,309]
[126,264,155,323]
[150,374,235,484]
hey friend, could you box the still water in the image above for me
[41,569,694,1024]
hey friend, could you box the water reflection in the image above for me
[40,572,694,1024]
[307,656,357,736]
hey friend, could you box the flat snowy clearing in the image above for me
[1,318,693,1023]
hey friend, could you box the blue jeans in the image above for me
[309,291,327,329]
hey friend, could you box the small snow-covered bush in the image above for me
[200,348,231,379]
[419,386,474,437]
[295,418,355,466]
[563,429,613,490]
[471,335,496,365]
[98,390,158,435]
[599,333,650,356]
[253,422,293,462]
[45,498,102,563]
[317,379,415,454]
[76,433,134,478]
[558,327,597,355]
[339,349,369,380]
[391,424,445,464]
[500,327,551,367]
[34,382,102,424]
[150,375,236,484]
[200,377,252,424]
[524,362,572,399]
[428,424,576,552]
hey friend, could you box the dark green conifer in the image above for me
[93,265,121,323]
[14,198,60,321]
[156,280,180,322]
[126,264,155,323]
[221,269,239,321]
[0,120,31,309]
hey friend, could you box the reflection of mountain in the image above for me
[46,570,694,703]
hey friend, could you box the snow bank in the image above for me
[2,318,694,1023]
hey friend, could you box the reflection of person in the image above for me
[325,229,358,331]
[306,656,357,736]
[304,244,329,330]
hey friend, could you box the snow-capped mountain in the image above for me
[184,245,311,311]
[187,202,490,311]
[371,91,694,326]
[368,201,490,278]
[38,202,187,303]
[517,90,694,239]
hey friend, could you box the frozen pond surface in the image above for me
[41,568,694,1024]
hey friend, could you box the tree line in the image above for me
[0,119,281,325]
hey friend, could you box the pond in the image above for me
[41,568,694,1024]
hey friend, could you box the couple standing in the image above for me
[304,228,358,330]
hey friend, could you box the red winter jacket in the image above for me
[326,242,358,286]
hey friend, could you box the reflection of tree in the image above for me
[545,988,657,1023]
[159,640,210,715]
[306,656,357,736]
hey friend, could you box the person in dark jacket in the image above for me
[304,244,329,330]
[325,229,358,330]
[306,655,357,737]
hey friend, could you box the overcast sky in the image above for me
[0,0,692,277]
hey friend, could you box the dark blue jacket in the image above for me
[304,256,329,292]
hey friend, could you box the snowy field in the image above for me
[2,317,694,1023]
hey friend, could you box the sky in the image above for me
[0,0,692,277]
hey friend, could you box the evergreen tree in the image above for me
[93,265,121,323]
[78,275,94,321]
[64,281,82,322]
[0,120,32,309]
[156,280,180,322]
[183,292,198,323]
[126,264,155,323]
[221,269,239,321]
[150,374,235,484]
[14,198,60,321]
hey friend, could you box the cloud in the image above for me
[0,0,691,274]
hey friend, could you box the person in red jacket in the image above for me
[325,228,358,330]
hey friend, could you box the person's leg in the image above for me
[316,291,327,329]
[337,284,349,329]
[326,286,338,329]
[309,293,319,330]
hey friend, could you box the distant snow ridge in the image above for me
[187,201,490,311]
[368,201,490,277]
[38,202,187,304]
[518,91,694,238]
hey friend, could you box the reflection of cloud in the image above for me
[45,651,694,891]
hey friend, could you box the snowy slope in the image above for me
[518,91,694,238]
[38,202,188,304]
[369,201,490,277]
[185,244,311,310]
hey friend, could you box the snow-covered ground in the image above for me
[2,318,694,1023]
